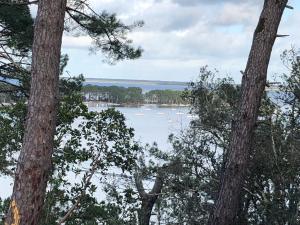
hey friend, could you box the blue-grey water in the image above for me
[84,82,188,92]
[90,105,191,148]
[0,105,191,199]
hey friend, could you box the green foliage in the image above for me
[0,3,32,99]
[103,180,139,225]
[62,199,132,225]
[0,1,33,51]
[155,55,300,225]
[0,1,142,100]
[48,82,139,224]
[145,89,186,105]
[0,1,143,224]
[82,85,186,105]
[0,76,140,224]
[242,49,300,225]
[101,143,169,225]
[156,69,238,224]
[0,101,26,175]
[82,85,144,104]
[183,66,240,148]
[65,2,143,63]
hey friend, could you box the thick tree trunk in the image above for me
[5,1,67,225]
[135,172,163,225]
[208,1,288,225]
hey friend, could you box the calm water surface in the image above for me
[0,105,191,198]
[90,105,191,149]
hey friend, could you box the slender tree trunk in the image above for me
[208,1,288,225]
[139,198,157,225]
[5,1,67,224]
[135,172,163,225]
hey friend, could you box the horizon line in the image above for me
[81,77,190,85]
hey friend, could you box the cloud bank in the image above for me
[62,0,300,82]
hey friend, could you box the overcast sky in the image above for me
[61,0,300,82]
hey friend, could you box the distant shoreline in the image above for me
[83,78,189,86]
[84,101,190,108]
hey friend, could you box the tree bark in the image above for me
[5,0,67,224]
[135,172,163,225]
[208,1,288,225]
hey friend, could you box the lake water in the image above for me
[90,105,191,148]
[0,105,192,199]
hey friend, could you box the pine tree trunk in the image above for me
[5,1,67,224]
[208,1,288,225]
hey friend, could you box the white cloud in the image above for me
[62,35,93,49]
[62,0,300,82]
[213,2,262,26]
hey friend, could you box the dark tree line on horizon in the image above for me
[81,85,186,105]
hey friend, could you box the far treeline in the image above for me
[81,85,187,105]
